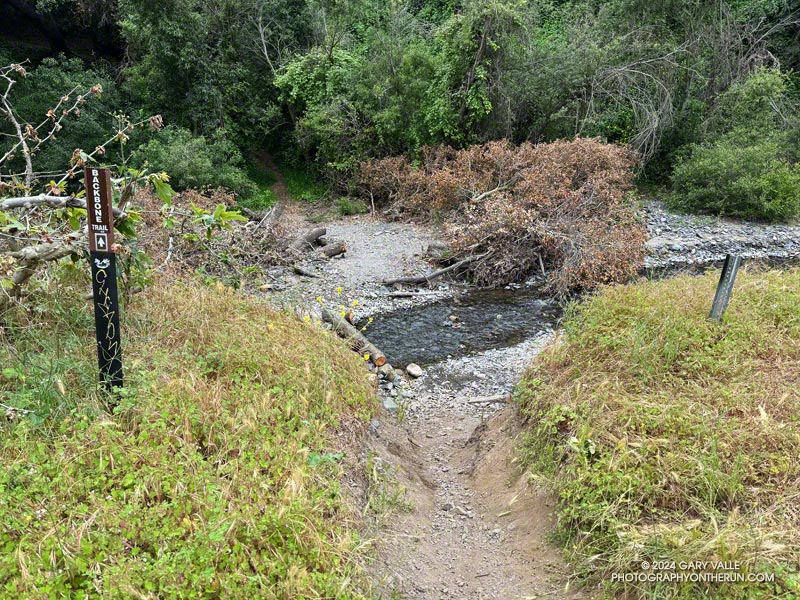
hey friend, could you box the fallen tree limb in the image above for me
[318,240,346,258]
[290,226,326,251]
[253,203,284,232]
[2,230,85,311]
[469,184,508,203]
[382,251,490,286]
[321,308,386,367]
[383,290,442,298]
[0,194,127,219]
[466,394,509,405]
[291,264,319,278]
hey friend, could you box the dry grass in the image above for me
[517,267,800,599]
[0,278,377,598]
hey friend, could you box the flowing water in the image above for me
[359,289,561,368]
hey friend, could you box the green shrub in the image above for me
[0,280,376,598]
[335,196,368,216]
[668,133,800,221]
[668,68,800,222]
[235,161,279,211]
[236,188,278,211]
[134,126,257,197]
[283,163,328,203]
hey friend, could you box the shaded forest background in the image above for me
[1,0,799,219]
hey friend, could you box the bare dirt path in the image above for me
[257,152,292,205]
[364,337,585,600]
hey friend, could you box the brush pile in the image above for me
[360,138,646,294]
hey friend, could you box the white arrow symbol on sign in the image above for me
[95,234,107,249]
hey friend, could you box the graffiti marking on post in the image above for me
[84,167,123,389]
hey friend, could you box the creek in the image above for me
[359,289,561,368]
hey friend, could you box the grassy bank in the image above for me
[517,268,800,599]
[0,280,376,598]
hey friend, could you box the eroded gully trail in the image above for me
[364,341,586,600]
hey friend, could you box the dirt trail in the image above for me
[365,340,584,600]
[257,152,292,205]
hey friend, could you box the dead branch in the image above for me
[383,252,490,286]
[2,230,85,310]
[253,202,283,232]
[292,264,319,278]
[466,394,509,405]
[290,226,326,251]
[0,194,127,219]
[318,240,346,258]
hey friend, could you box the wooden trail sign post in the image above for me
[84,167,123,388]
[709,254,742,322]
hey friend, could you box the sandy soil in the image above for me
[362,331,587,600]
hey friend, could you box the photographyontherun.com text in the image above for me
[611,561,775,584]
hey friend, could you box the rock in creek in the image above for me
[406,363,424,378]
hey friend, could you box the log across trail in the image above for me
[321,308,387,367]
[290,226,327,251]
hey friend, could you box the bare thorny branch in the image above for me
[0,61,164,312]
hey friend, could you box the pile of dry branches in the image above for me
[360,138,646,294]
[134,187,288,282]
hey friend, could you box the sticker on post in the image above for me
[94,233,108,251]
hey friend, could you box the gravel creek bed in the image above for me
[644,201,800,270]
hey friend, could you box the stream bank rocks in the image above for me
[645,201,800,269]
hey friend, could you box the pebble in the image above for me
[406,363,424,378]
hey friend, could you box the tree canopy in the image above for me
[1,0,799,216]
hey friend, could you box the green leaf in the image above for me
[67,207,86,231]
[2,367,23,380]
[115,218,137,238]
[152,178,175,205]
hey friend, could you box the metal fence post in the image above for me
[709,254,742,321]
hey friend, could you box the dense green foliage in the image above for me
[0,279,376,598]
[517,268,800,598]
[133,126,258,196]
[669,69,800,221]
[1,0,799,212]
